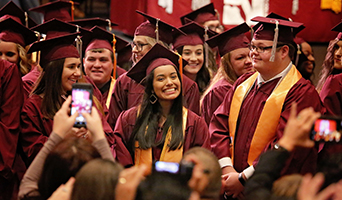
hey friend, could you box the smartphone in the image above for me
[153,161,194,182]
[71,83,93,127]
[311,116,342,142]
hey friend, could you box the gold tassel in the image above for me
[295,44,301,66]
[76,32,83,78]
[70,1,75,21]
[106,19,112,32]
[175,52,183,83]
[155,18,160,43]
[112,33,117,80]
[269,20,279,62]
[25,12,28,28]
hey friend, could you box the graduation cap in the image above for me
[331,20,342,39]
[173,21,216,50]
[0,1,37,28]
[180,3,218,25]
[0,17,37,47]
[135,10,185,45]
[28,33,80,68]
[251,16,305,61]
[127,43,187,84]
[29,0,78,22]
[69,17,118,31]
[31,18,90,40]
[206,22,250,57]
[117,45,132,67]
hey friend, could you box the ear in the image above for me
[280,45,290,59]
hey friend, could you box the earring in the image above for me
[150,91,158,104]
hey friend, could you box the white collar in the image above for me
[257,62,293,86]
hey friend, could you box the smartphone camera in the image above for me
[71,83,93,128]
[311,116,342,142]
[153,160,194,182]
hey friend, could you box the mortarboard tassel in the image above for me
[25,12,28,28]
[155,18,160,43]
[33,31,41,64]
[269,20,279,62]
[75,26,83,78]
[106,19,112,32]
[203,26,209,70]
[70,1,74,21]
[295,43,301,66]
[112,33,117,80]
[175,52,183,83]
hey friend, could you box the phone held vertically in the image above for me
[311,116,342,142]
[71,83,93,127]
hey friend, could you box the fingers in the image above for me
[289,102,298,120]
[61,96,72,112]
[64,177,75,189]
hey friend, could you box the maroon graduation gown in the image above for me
[318,73,342,159]
[114,106,211,167]
[201,78,232,125]
[210,72,324,175]
[21,66,41,99]
[108,73,201,129]
[0,60,26,200]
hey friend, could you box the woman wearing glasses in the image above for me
[201,23,253,125]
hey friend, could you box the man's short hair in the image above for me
[85,48,114,64]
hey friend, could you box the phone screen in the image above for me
[154,161,179,174]
[71,87,92,127]
[312,118,342,142]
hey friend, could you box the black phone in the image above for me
[71,83,93,127]
[311,116,342,142]
[152,160,194,182]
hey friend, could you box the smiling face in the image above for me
[0,40,19,64]
[84,48,113,89]
[61,57,81,92]
[152,65,181,104]
[229,47,254,77]
[132,35,153,63]
[333,40,342,70]
[181,44,204,80]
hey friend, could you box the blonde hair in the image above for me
[17,44,31,76]
[132,36,170,64]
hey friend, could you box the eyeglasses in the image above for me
[130,42,149,51]
[207,25,224,32]
[248,44,285,53]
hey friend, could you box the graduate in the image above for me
[0,1,37,76]
[114,43,210,169]
[316,21,342,160]
[201,23,253,125]
[108,11,201,129]
[173,21,217,94]
[180,2,223,34]
[209,16,324,198]
[82,25,128,108]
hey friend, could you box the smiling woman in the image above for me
[114,44,210,169]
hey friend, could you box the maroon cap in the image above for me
[28,33,80,68]
[127,43,187,84]
[173,21,216,50]
[180,3,218,25]
[69,17,118,30]
[206,23,250,56]
[252,16,304,43]
[83,26,114,52]
[31,18,90,40]
[0,1,37,27]
[293,37,305,44]
[29,0,78,22]
[135,10,185,45]
[0,17,37,47]
[331,21,342,39]
[117,45,132,67]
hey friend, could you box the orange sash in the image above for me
[134,107,188,172]
[229,65,302,165]
[105,76,116,109]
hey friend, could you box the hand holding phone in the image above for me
[311,117,342,142]
[71,83,93,127]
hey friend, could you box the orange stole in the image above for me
[229,65,302,165]
[134,107,188,171]
[105,76,116,108]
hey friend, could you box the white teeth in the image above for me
[164,88,175,92]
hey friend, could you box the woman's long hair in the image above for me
[177,45,214,94]
[201,52,235,106]
[17,43,31,76]
[316,39,339,92]
[128,66,184,161]
[32,58,65,119]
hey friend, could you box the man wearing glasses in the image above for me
[210,16,324,199]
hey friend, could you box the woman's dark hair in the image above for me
[177,46,212,94]
[71,159,123,200]
[317,39,339,92]
[32,58,65,119]
[128,66,184,161]
[38,136,101,199]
